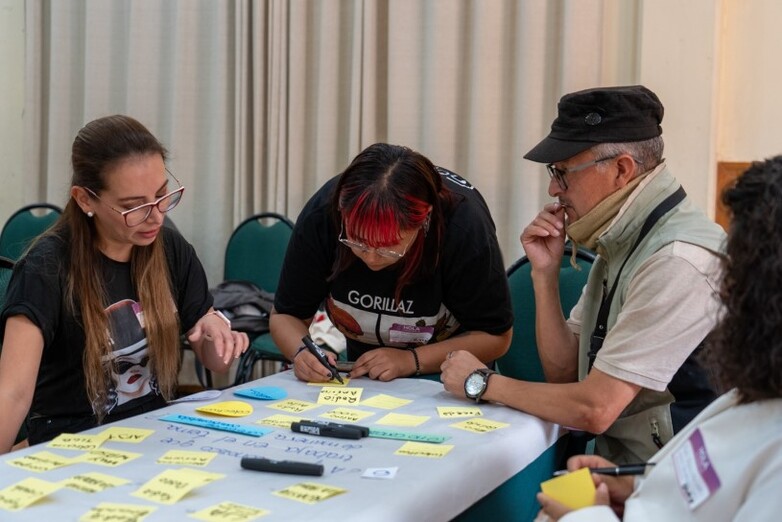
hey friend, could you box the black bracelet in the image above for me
[411,348,421,376]
[294,346,307,359]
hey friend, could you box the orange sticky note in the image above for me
[540,467,596,509]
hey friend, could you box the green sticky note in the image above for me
[368,428,449,444]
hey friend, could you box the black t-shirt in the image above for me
[0,226,212,430]
[274,167,513,359]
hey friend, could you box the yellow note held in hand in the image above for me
[540,467,596,509]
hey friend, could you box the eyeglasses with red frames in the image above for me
[84,169,185,227]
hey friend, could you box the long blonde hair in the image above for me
[50,115,182,421]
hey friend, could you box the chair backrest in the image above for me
[0,203,63,261]
[223,212,294,293]
[0,255,14,313]
[495,243,596,382]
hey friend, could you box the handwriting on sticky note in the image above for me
[157,450,216,467]
[394,441,454,458]
[233,386,288,400]
[450,418,509,433]
[78,502,157,521]
[47,432,109,451]
[190,501,269,522]
[97,427,154,444]
[267,399,320,414]
[132,468,224,505]
[360,393,412,409]
[0,477,62,511]
[437,406,483,418]
[273,482,346,504]
[6,451,75,472]
[255,414,304,428]
[77,448,143,467]
[61,472,131,493]
[196,401,254,417]
[320,407,374,423]
[376,412,429,427]
[540,467,596,509]
[317,386,363,405]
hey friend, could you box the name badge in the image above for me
[672,428,721,510]
[389,324,434,344]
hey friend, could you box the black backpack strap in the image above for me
[587,185,686,369]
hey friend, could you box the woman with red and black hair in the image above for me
[271,143,513,382]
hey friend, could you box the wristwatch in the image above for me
[464,368,497,402]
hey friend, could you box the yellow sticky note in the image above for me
[157,450,216,467]
[256,414,304,428]
[360,393,412,409]
[190,501,269,522]
[376,412,429,427]
[437,406,483,418]
[77,448,143,467]
[540,467,596,509]
[97,427,155,444]
[267,399,320,414]
[196,401,253,417]
[395,441,454,458]
[48,432,110,451]
[319,407,375,423]
[273,482,346,504]
[0,477,62,511]
[317,386,363,405]
[61,472,131,493]
[132,468,223,505]
[6,451,75,472]
[450,417,509,433]
[79,502,156,521]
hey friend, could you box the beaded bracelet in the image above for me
[411,348,421,376]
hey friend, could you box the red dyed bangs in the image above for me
[343,193,429,247]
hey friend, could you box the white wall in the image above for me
[0,0,25,225]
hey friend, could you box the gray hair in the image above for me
[592,135,664,174]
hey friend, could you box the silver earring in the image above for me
[87,211,94,217]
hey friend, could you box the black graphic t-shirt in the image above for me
[0,226,211,429]
[275,168,513,360]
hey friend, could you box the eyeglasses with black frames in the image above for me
[85,169,185,227]
[338,220,418,259]
[546,155,619,191]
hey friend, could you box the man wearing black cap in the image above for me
[441,85,726,464]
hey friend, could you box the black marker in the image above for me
[291,421,362,440]
[241,457,324,476]
[553,463,655,477]
[300,419,370,438]
[302,335,343,384]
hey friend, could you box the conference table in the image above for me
[0,370,560,521]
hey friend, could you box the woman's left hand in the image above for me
[188,312,249,366]
[350,348,416,381]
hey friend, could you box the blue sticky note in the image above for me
[234,386,288,401]
[160,413,272,437]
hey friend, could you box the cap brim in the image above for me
[523,137,597,164]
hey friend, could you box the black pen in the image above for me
[241,457,324,476]
[302,335,344,384]
[553,463,655,477]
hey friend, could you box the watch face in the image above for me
[464,372,485,398]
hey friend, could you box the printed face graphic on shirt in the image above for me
[101,299,156,413]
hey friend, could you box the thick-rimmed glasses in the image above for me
[338,221,418,259]
[546,155,618,191]
[85,170,185,227]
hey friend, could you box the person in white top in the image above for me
[536,156,782,521]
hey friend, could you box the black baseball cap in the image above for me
[524,85,664,164]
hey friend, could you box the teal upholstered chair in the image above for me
[455,242,595,522]
[223,213,294,384]
[0,203,62,261]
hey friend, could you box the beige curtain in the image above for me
[25,0,640,285]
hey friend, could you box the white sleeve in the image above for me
[560,505,621,522]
